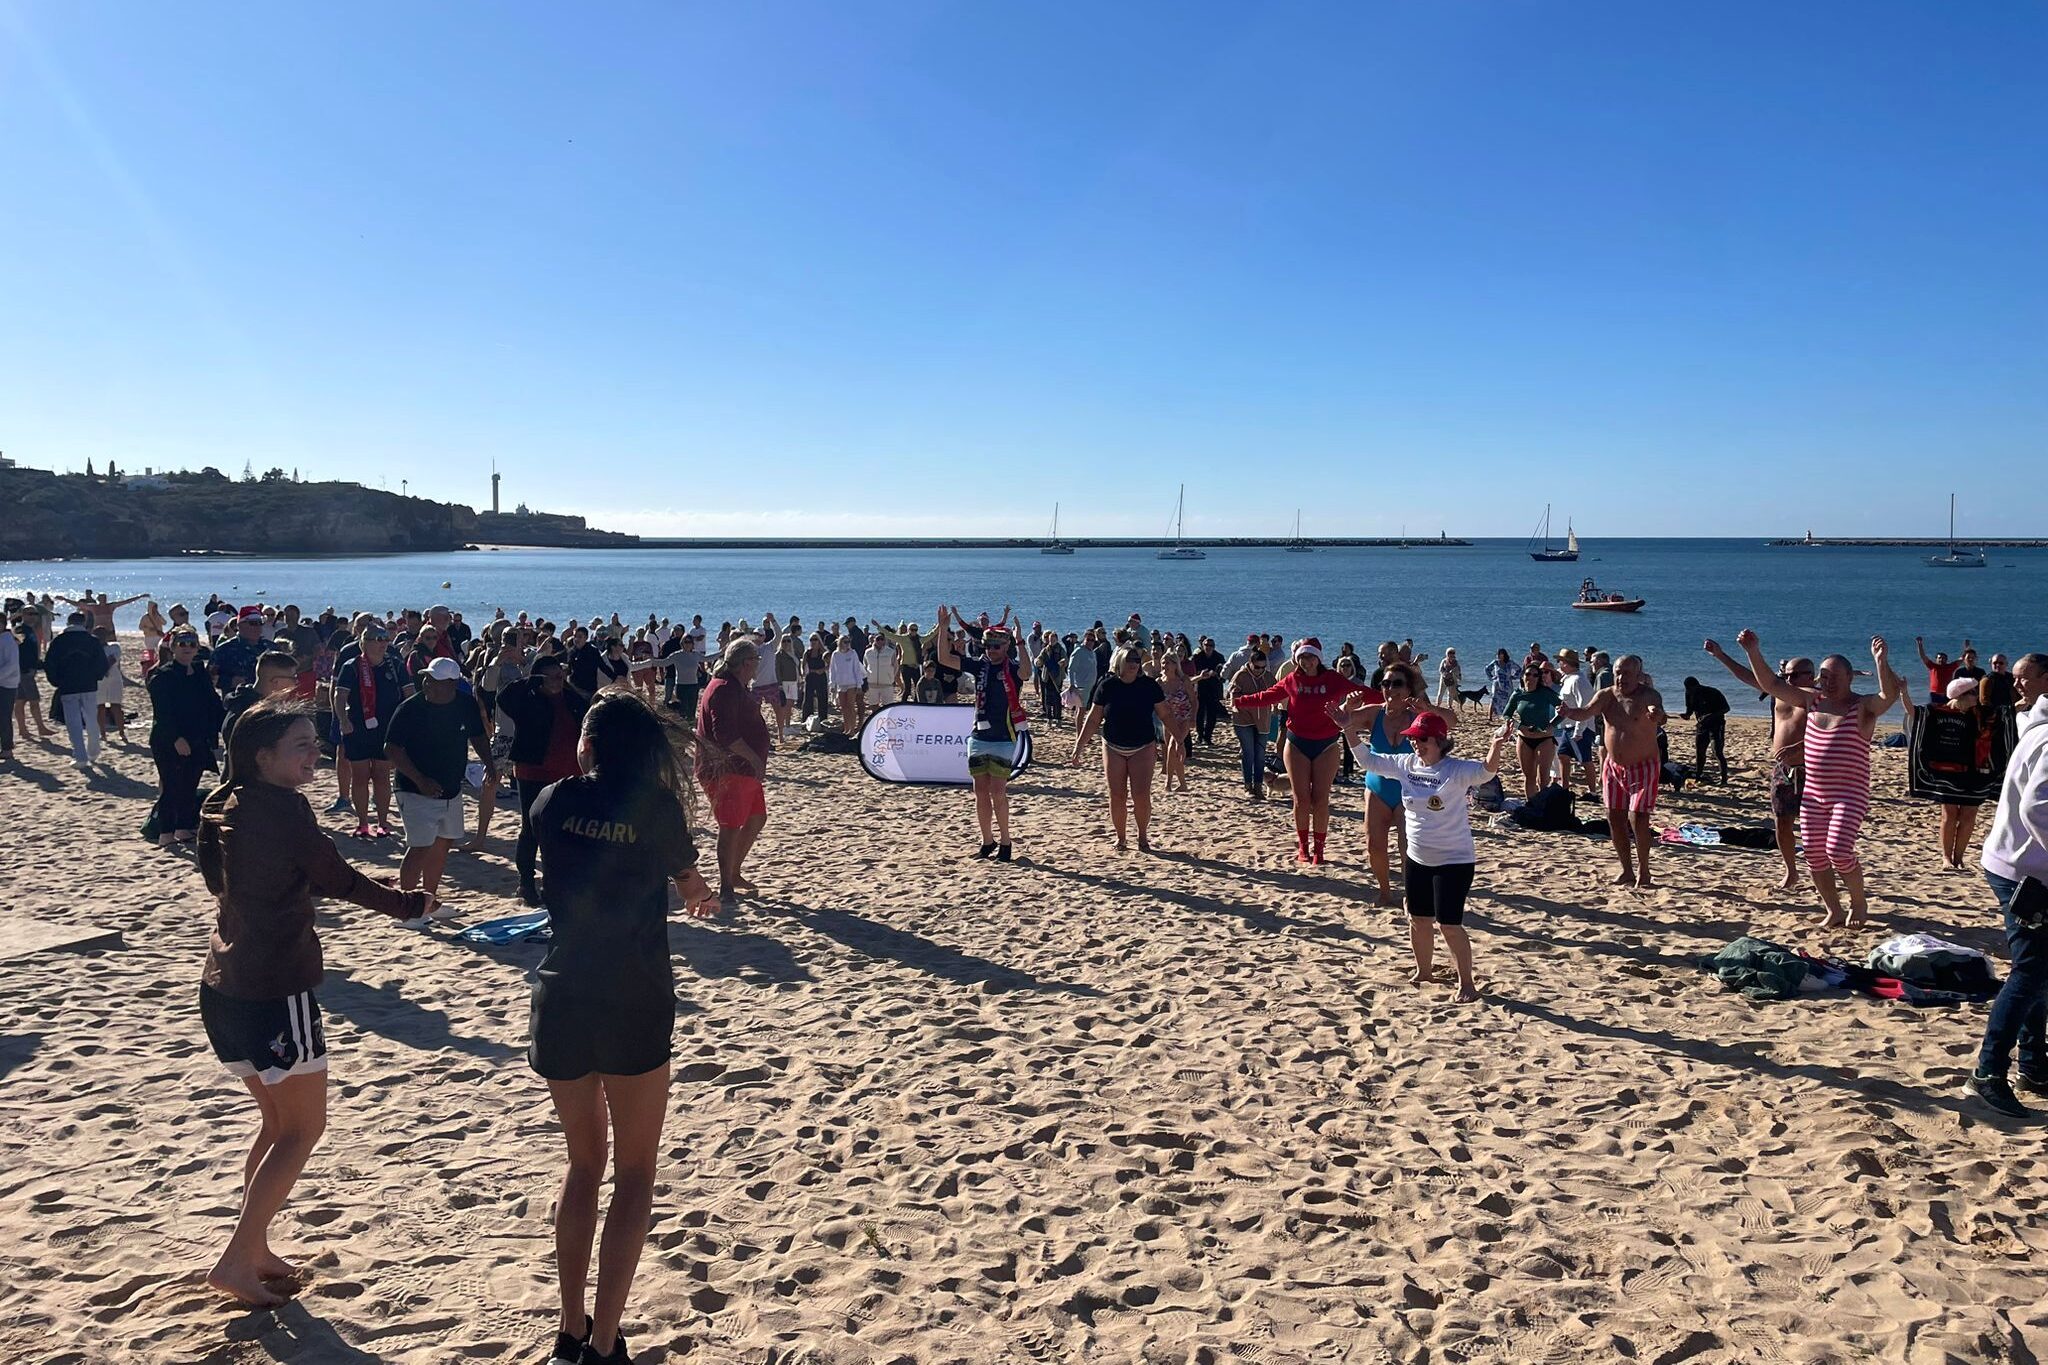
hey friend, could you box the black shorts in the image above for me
[342,726,389,762]
[200,983,327,1086]
[1404,858,1475,927]
[529,984,673,1082]
[1287,732,1339,760]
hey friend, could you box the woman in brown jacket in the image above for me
[197,698,437,1306]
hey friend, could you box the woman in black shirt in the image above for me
[1069,647,1175,852]
[147,626,225,845]
[528,693,716,1365]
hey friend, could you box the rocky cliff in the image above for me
[1,467,478,559]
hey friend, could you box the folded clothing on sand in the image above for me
[1699,936,1815,1000]
[1866,933,1999,999]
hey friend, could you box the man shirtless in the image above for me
[1703,640,1812,889]
[1731,630,1901,926]
[57,589,147,637]
[1559,654,1666,887]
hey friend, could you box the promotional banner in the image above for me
[858,703,1033,785]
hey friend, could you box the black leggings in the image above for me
[515,777,549,884]
[1404,858,1475,926]
[801,674,829,720]
[151,739,208,834]
[1694,712,1727,780]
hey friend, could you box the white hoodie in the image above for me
[1983,695,2048,883]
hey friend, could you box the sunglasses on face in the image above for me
[1386,679,1410,690]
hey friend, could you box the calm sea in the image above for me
[5,539,2038,718]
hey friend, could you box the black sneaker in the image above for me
[578,1331,631,1365]
[975,842,998,859]
[547,1316,591,1364]
[1969,1071,2031,1118]
[2018,1067,2048,1096]
[996,844,1013,863]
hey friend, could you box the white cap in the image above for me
[1945,676,1978,700]
[424,657,464,682]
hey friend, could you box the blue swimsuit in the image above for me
[1365,712,1410,811]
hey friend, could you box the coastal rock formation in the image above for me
[0,467,634,558]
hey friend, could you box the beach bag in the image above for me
[1470,775,1506,811]
[800,730,859,755]
[1062,687,1082,712]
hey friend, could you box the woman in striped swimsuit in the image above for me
[1738,631,1903,927]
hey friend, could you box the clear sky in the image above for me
[3,2,2044,539]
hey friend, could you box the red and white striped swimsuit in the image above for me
[1800,712,1870,873]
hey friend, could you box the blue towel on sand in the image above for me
[456,911,551,945]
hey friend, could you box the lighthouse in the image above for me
[491,462,501,515]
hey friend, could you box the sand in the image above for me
[2,649,2046,1363]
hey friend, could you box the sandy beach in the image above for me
[2,648,2045,1364]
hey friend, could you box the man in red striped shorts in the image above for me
[1560,654,1668,888]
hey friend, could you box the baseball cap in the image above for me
[424,657,464,682]
[1945,676,1978,700]
[1401,711,1450,742]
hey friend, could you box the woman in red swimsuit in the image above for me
[1229,638,1379,863]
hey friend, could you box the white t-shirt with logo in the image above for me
[1349,749,1492,866]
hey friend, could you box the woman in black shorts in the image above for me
[529,692,717,1365]
[1070,646,1176,851]
[196,698,433,1306]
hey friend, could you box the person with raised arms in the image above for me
[936,605,1028,861]
[195,698,437,1306]
[1725,630,1902,926]
[1339,702,1507,1001]
[1227,637,1379,864]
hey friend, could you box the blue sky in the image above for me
[3,2,2044,538]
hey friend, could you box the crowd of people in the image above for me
[5,584,2047,1357]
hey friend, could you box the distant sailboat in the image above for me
[1040,502,1075,554]
[1528,504,1580,561]
[1157,486,1206,560]
[1926,493,1985,568]
[1285,509,1313,552]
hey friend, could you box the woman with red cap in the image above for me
[1228,638,1377,863]
[1338,700,1506,1001]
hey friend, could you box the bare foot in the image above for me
[208,1260,286,1307]
[1407,967,1430,986]
[255,1250,300,1281]
[1611,869,1636,887]
[1137,837,1154,853]
[1637,874,1655,889]
[1455,985,1480,1003]
[732,876,758,895]
[1846,911,1868,927]
[1776,870,1799,891]
[1821,912,1847,929]
[461,838,487,853]
[1114,837,1128,852]
[1375,890,1397,908]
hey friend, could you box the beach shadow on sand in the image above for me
[1498,997,1958,1117]
[766,898,1103,997]
[670,918,811,986]
[215,1299,390,1363]
[1031,857,1379,947]
[0,1032,43,1083]
[320,967,523,1061]
[83,763,157,800]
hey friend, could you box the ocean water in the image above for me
[5,539,2039,718]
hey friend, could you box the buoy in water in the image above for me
[440,581,452,589]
